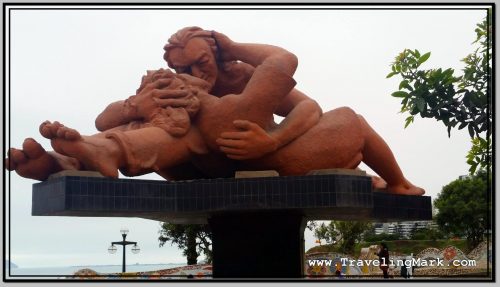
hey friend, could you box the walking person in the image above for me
[376,242,390,279]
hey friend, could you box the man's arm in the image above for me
[217,89,322,160]
[213,32,322,160]
[214,31,297,80]
[270,89,322,149]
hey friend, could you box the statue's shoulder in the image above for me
[222,61,255,77]
[212,62,255,96]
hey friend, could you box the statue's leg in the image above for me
[40,121,125,178]
[40,121,192,178]
[105,128,204,179]
[105,128,189,177]
[5,138,81,181]
[357,115,425,195]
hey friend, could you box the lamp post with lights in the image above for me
[107,227,140,273]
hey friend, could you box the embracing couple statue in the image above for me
[6,27,424,196]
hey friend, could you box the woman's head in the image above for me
[163,27,220,89]
[135,68,210,137]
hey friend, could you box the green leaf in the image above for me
[458,122,468,130]
[468,124,475,138]
[415,97,426,112]
[418,52,431,65]
[442,115,450,125]
[391,91,408,98]
[443,68,454,79]
[474,114,485,125]
[468,163,478,174]
[404,116,414,128]
[399,80,409,90]
[386,71,398,78]
[415,49,421,58]
[399,80,413,91]
[410,105,419,115]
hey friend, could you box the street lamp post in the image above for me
[108,227,140,273]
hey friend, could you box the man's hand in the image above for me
[128,78,189,119]
[212,31,237,62]
[216,120,279,160]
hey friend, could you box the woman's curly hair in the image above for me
[133,68,210,137]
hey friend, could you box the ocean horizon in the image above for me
[9,263,186,276]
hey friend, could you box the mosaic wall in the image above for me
[72,241,491,279]
[304,241,492,277]
[73,264,212,279]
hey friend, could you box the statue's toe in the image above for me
[22,138,45,159]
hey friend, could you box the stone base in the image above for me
[48,170,104,179]
[31,174,432,279]
[32,174,432,223]
[307,168,367,176]
[234,170,279,178]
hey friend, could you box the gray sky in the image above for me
[7,7,486,269]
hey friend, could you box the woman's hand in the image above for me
[216,120,279,160]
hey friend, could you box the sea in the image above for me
[8,263,185,277]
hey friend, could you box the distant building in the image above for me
[373,221,436,239]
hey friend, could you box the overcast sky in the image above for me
[6,6,487,270]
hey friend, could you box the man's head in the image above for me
[163,27,220,90]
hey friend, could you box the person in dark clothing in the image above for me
[375,242,390,279]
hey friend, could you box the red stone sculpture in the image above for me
[5,28,424,195]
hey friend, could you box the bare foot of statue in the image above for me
[39,121,122,178]
[5,138,80,181]
[385,179,425,196]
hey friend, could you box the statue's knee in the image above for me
[345,152,363,169]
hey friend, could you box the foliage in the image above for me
[364,232,402,242]
[466,136,492,175]
[306,221,318,231]
[387,15,492,174]
[352,239,469,258]
[314,221,372,255]
[433,170,490,249]
[314,222,339,244]
[410,227,445,241]
[158,223,212,265]
[307,239,469,257]
[306,243,341,255]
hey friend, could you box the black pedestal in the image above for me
[208,211,305,279]
[31,174,433,279]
